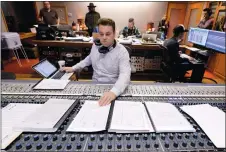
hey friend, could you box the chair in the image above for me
[1,32,30,67]
[1,72,16,80]
[160,45,189,82]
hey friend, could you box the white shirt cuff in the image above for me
[110,87,121,97]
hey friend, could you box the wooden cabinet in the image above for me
[208,53,226,79]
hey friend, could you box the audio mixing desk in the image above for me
[1,80,225,152]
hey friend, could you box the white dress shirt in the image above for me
[72,42,131,96]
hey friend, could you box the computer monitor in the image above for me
[55,25,72,37]
[205,30,226,54]
[142,33,157,41]
[146,31,162,39]
[188,28,209,46]
[36,24,56,40]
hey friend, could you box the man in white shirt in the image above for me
[62,18,131,106]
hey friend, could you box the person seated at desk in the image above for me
[62,18,131,106]
[163,24,194,81]
[120,18,141,38]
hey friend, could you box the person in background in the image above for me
[158,15,169,39]
[215,16,226,32]
[38,1,59,25]
[62,18,131,106]
[85,3,101,36]
[224,20,226,32]
[163,24,194,82]
[120,18,141,38]
[198,8,214,29]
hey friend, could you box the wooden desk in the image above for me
[19,32,36,40]
[33,40,162,50]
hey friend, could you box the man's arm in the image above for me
[38,10,43,22]
[110,50,131,96]
[198,18,214,29]
[72,47,92,71]
[85,13,89,28]
[135,27,141,38]
[55,11,60,25]
[99,48,131,106]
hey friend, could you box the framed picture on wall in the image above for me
[51,5,68,24]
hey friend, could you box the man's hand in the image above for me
[98,91,116,106]
[61,67,74,73]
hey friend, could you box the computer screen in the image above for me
[33,60,57,78]
[188,28,209,46]
[205,30,226,54]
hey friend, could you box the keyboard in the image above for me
[52,71,66,79]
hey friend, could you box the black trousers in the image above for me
[88,28,93,37]
[172,62,193,81]
[172,62,205,83]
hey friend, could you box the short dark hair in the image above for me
[43,1,50,4]
[173,24,188,37]
[97,18,116,32]
[129,18,134,22]
[203,8,212,16]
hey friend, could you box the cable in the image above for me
[202,77,218,84]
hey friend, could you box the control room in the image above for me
[1,1,225,152]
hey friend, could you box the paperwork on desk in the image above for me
[33,79,70,90]
[145,102,195,133]
[15,99,76,132]
[118,38,132,44]
[1,103,42,149]
[67,101,111,132]
[108,101,154,133]
[181,104,225,148]
[181,45,200,52]
[64,36,91,42]
[67,100,196,133]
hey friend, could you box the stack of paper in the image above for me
[2,103,42,149]
[16,99,76,132]
[109,101,154,133]
[118,38,132,44]
[181,104,225,148]
[67,101,111,132]
[145,102,195,132]
[33,79,70,90]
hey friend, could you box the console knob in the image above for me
[66,144,72,150]
[16,143,22,149]
[117,144,122,149]
[57,144,62,150]
[26,143,32,150]
[24,135,30,141]
[36,143,42,150]
[88,143,93,149]
[76,143,82,149]
[71,135,75,141]
[46,144,52,150]
[127,144,131,149]
[145,143,150,148]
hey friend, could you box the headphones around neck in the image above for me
[94,39,117,54]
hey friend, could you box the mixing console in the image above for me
[1,80,226,152]
[1,80,225,97]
